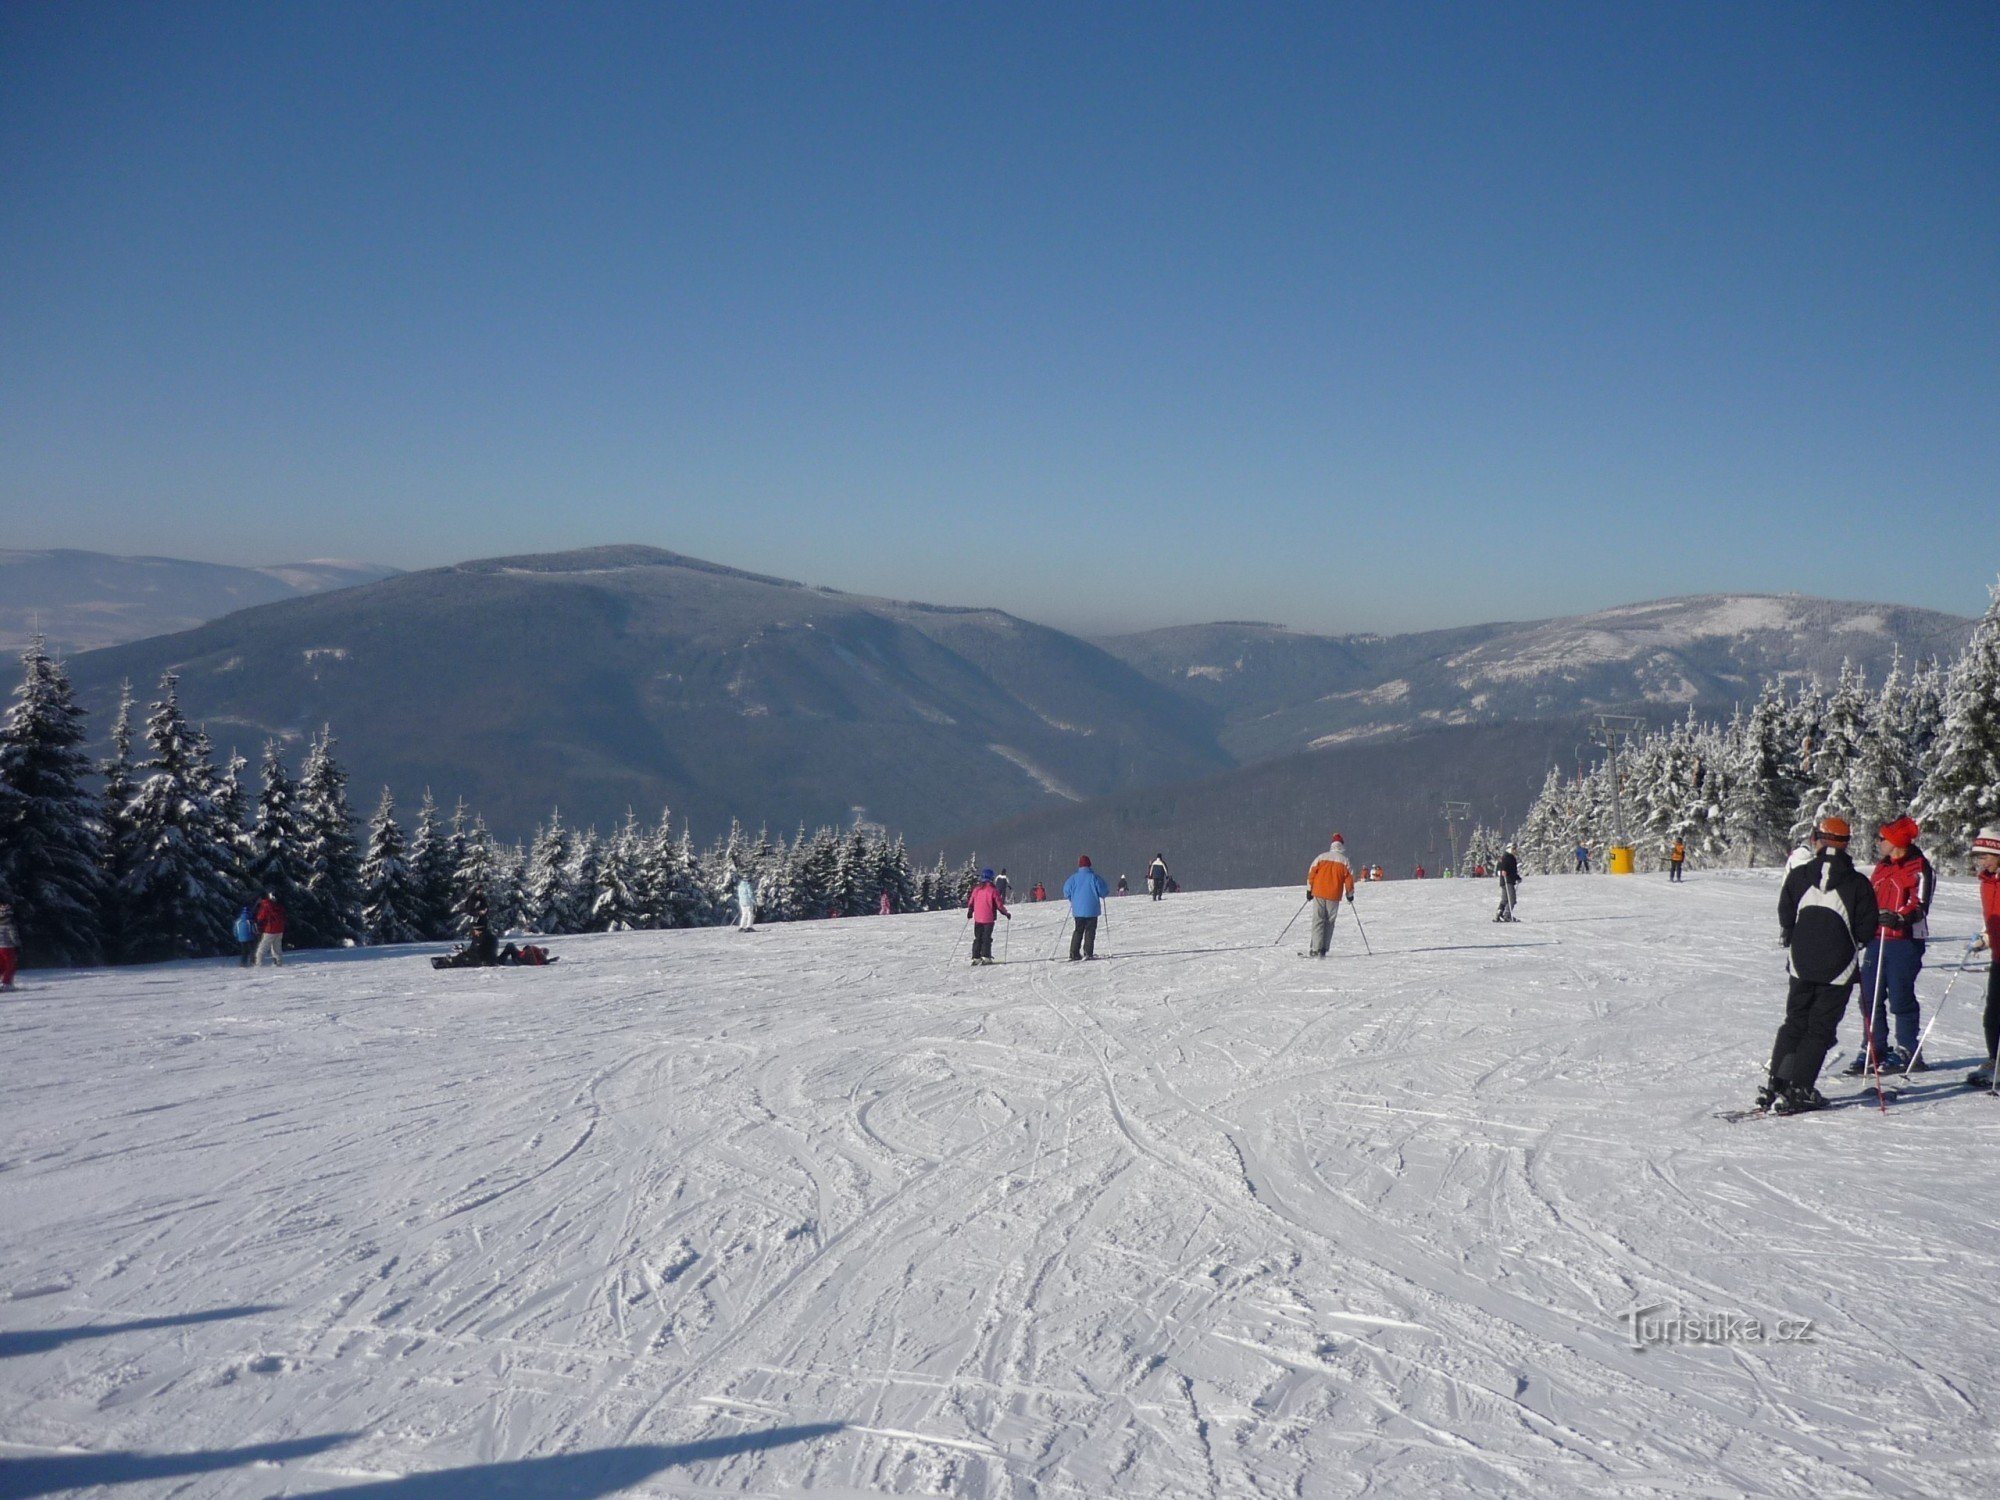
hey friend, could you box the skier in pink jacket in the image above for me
[965,868,1010,965]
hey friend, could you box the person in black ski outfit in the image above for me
[1147,855,1169,901]
[1494,847,1523,922]
[1761,816,1879,1114]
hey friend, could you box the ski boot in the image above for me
[1879,1046,1912,1073]
[1966,1067,1994,1089]
[1754,1073,1781,1112]
[1840,1050,1872,1077]
[1773,1083,1829,1116]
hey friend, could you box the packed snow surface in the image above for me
[4,872,1999,1497]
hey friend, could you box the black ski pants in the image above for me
[971,921,995,961]
[1068,916,1098,960]
[1770,977,1853,1087]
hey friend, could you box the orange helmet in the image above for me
[1814,816,1851,843]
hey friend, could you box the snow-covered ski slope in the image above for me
[4,871,1997,1498]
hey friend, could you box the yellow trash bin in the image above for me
[1608,845,1636,875]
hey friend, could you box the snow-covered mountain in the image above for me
[60,546,1228,849]
[4,873,1995,1494]
[1101,594,1974,762]
[0,549,399,652]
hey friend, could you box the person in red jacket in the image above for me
[1967,827,2000,1088]
[252,891,288,968]
[1843,815,1935,1074]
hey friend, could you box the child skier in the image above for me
[1843,816,1935,1074]
[234,905,257,966]
[965,868,1009,964]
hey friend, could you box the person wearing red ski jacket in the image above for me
[252,893,287,967]
[1847,816,1935,1073]
[1968,826,2000,1087]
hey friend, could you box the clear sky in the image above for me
[2,1,1996,636]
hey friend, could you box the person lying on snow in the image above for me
[432,920,556,969]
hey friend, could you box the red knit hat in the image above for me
[1879,815,1920,848]
[1078,855,1091,867]
[1972,826,2000,858]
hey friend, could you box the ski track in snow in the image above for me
[3,872,1999,1496]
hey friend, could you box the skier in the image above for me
[1148,855,1170,901]
[1116,874,1129,896]
[994,869,1012,904]
[1304,835,1356,958]
[233,904,258,967]
[965,868,1009,964]
[1965,827,2000,1088]
[1494,846,1523,922]
[0,902,17,990]
[1669,839,1686,883]
[1031,881,1046,903]
[1843,816,1935,1074]
[878,889,893,917]
[252,892,287,967]
[1414,864,1426,880]
[733,870,758,932]
[1761,816,1879,1114]
[1063,856,1110,961]
[1574,842,1590,874]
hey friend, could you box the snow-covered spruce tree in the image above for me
[118,674,236,962]
[522,812,577,934]
[952,855,980,907]
[294,728,363,948]
[1515,768,1566,874]
[791,827,840,918]
[406,790,457,940]
[591,814,648,932]
[1793,663,1869,847]
[1849,651,1923,833]
[359,788,422,946]
[0,637,105,965]
[1916,578,2000,869]
[97,682,140,951]
[449,816,502,933]
[248,740,311,917]
[829,827,872,916]
[1723,683,1794,865]
[566,828,602,932]
[211,745,256,901]
[740,826,782,924]
[874,835,915,913]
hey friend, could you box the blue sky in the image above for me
[2,1,1995,635]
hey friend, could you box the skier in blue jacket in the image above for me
[1063,856,1111,961]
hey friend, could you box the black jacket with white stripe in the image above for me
[1779,848,1880,985]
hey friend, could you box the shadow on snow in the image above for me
[0,1303,281,1359]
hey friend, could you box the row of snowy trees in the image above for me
[0,651,991,968]
[1514,582,2000,874]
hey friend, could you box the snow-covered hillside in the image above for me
[3,873,1997,1497]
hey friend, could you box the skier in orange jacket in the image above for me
[1304,835,1357,958]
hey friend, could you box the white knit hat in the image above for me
[1972,826,2000,858]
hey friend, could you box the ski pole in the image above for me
[1347,899,1373,956]
[1001,916,1011,963]
[1905,936,1982,1075]
[1861,936,1890,1112]
[1275,898,1310,947]
[946,919,969,969]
